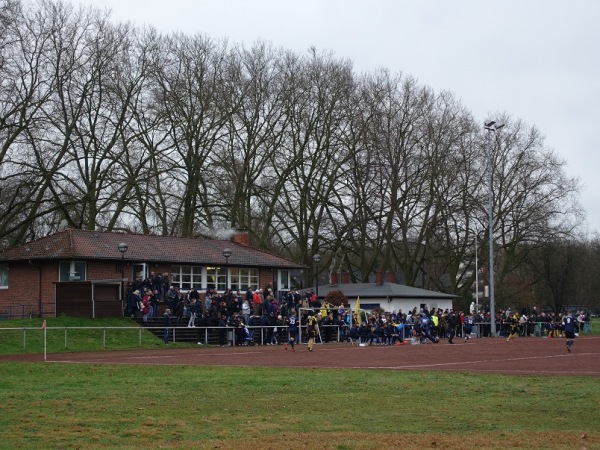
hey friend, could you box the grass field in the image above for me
[0,317,599,449]
[1,363,599,449]
[0,317,200,354]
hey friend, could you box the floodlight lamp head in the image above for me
[484,120,505,132]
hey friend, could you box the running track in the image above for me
[2,336,599,377]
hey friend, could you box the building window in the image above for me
[230,268,259,292]
[171,265,202,291]
[170,266,259,292]
[206,266,226,291]
[59,261,86,281]
[0,263,8,288]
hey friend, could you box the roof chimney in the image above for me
[386,271,397,283]
[341,272,351,284]
[375,271,384,286]
[231,229,250,246]
[330,272,339,286]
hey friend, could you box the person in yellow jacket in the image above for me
[431,313,439,339]
[320,302,332,318]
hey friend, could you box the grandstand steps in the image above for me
[129,316,222,344]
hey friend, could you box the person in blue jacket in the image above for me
[563,310,577,352]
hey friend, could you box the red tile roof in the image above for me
[0,229,305,269]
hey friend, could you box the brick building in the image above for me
[0,229,305,318]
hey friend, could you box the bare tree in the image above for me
[489,116,583,306]
[0,0,74,243]
[262,49,357,275]
[215,41,288,237]
[102,27,161,233]
[149,33,233,237]
[0,0,592,315]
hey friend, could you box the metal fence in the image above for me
[0,319,593,353]
[470,320,592,337]
[0,324,351,351]
[0,304,52,320]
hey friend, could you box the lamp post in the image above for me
[475,234,479,314]
[484,120,504,336]
[313,254,321,300]
[222,248,232,292]
[118,242,128,308]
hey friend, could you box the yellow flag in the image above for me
[355,297,361,324]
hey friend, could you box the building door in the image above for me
[132,263,148,282]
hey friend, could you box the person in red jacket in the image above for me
[141,293,150,324]
[253,290,263,317]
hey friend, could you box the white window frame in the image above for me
[0,263,8,288]
[170,266,260,292]
[230,268,259,291]
[171,265,203,291]
[59,261,86,282]
[206,266,226,291]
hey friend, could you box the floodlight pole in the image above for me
[313,254,321,300]
[475,235,479,314]
[484,120,504,337]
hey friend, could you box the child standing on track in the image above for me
[285,309,299,352]
[464,314,474,342]
[563,310,576,352]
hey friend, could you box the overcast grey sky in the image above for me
[75,0,600,234]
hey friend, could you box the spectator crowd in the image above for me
[125,277,592,346]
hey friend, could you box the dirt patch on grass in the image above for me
[155,431,600,449]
